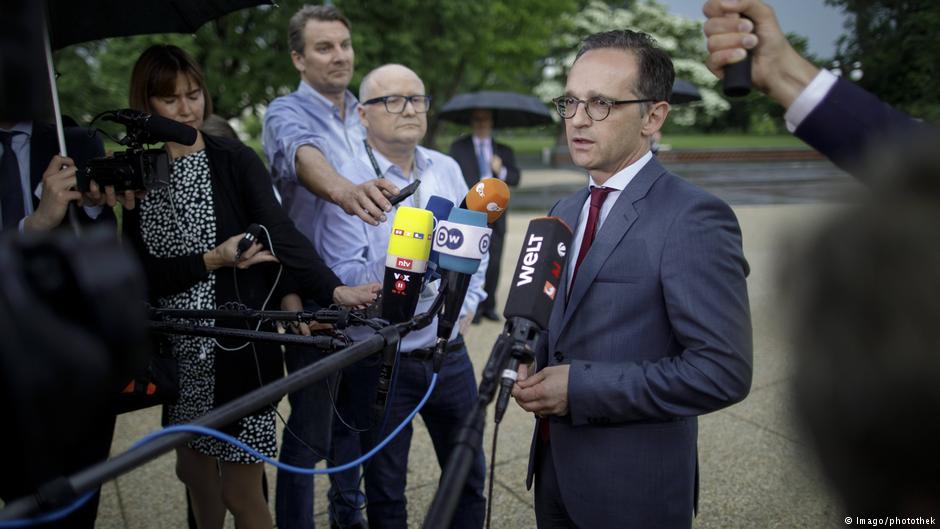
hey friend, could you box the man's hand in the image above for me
[459,312,474,335]
[280,293,333,335]
[490,154,503,175]
[512,364,570,417]
[703,0,819,108]
[333,282,381,308]
[332,178,398,226]
[23,155,82,232]
[204,233,279,271]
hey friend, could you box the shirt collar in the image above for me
[369,145,432,181]
[589,150,653,191]
[1,121,33,138]
[297,80,359,116]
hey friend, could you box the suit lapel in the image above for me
[558,157,668,338]
[547,186,589,355]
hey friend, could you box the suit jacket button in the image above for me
[554,351,564,362]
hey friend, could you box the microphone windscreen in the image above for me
[424,196,455,266]
[146,113,198,146]
[503,217,573,329]
[436,208,488,275]
[465,178,510,224]
[381,207,434,323]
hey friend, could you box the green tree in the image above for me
[52,1,578,147]
[827,0,940,124]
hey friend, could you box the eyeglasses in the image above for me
[362,95,432,114]
[552,95,655,121]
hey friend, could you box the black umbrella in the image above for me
[34,0,272,165]
[48,0,275,50]
[438,91,554,129]
[670,79,702,105]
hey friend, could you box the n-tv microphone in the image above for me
[380,206,434,323]
[431,207,491,372]
[461,178,510,225]
[372,206,434,426]
[423,195,455,283]
[494,216,573,423]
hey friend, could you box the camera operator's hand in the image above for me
[203,233,279,271]
[84,181,147,210]
[332,282,381,309]
[23,155,83,232]
[332,178,399,226]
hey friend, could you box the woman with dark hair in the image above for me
[123,44,377,529]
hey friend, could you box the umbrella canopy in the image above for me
[48,0,274,50]
[438,91,553,129]
[670,79,702,105]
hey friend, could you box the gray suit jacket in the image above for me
[526,156,753,528]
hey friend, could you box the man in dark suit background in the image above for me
[512,30,752,528]
[449,109,520,323]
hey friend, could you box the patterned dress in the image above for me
[138,149,276,463]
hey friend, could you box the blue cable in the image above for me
[0,373,438,527]
[0,492,95,528]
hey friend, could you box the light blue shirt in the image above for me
[0,122,33,229]
[314,145,488,352]
[262,80,367,243]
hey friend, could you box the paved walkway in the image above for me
[91,181,857,528]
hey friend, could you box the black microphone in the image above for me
[104,109,198,146]
[494,217,573,423]
[234,224,264,262]
[372,207,434,426]
[722,16,753,97]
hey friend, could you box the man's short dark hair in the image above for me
[576,30,674,103]
[287,5,351,55]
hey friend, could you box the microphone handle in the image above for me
[722,16,753,97]
[494,357,520,424]
[371,357,395,428]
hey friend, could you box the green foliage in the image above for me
[827,0,940,124]
[52,0,578,147]
[336,0,578,146]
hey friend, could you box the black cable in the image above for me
[485,422,500,529]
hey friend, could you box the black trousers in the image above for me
[480,227,505,312]
[534,442,582,529]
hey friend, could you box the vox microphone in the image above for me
[494,216,573,423]
[372,207,434,426]
[431,207,491,371]
[461,178,509,224]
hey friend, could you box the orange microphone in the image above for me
[463,177,510,224]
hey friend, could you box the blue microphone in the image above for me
[432,207,490,371]
[424,195,455,282]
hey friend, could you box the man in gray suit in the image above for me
[513,30,752,528]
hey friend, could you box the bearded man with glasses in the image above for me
[512,30,753,529]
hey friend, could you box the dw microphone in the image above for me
[431,207,491,371]
[423,195,455,282]
[494,216,573,423]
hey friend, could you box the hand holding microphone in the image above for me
[203,224,278,271]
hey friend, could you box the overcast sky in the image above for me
[658,0,849,59]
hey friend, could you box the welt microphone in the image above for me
[494,216,573,423]
[461,177,510,225]
[373,207,433,426]
[431,207,491,371]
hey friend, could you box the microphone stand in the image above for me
[147,321,348,350]
[0,308,436,522]
[148,307,371,328]
[421,333,517,529]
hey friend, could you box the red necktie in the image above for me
[568,186,615,297]
[540,186,614,443]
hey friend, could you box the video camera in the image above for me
[77,109,198,193]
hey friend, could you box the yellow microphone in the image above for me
[382,206,434,322]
